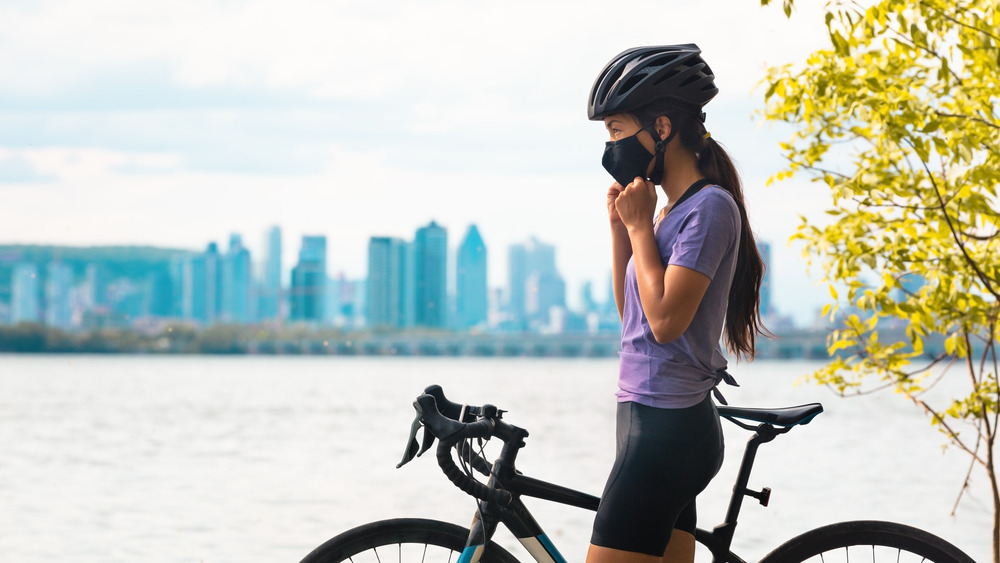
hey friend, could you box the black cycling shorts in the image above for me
[590,395,724,556]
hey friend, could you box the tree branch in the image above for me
[984,316,999,446]
[854,324,984,463]
[910,393,986,465]
[884,25,966,86]
[952,433,981,516]
[910,138,1000,298]
[850,196,941,213]
[902,352,953,378]
[918,0,1000,45]
[796,160,852,181]
[934,111,1000,130]
[961,228,1000,241]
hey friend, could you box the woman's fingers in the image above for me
[615,177,656,228]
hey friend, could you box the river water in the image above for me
[0,355,990,562]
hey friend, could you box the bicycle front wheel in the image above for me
[299,518,522,563]
[758,520,975,563]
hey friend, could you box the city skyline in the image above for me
[0,218,790,327]
[0,216,784,335]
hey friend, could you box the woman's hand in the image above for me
[614,176,657,232]
[607,183,626,229]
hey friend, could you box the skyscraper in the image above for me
[414,221,447,328]
[181,243,221,324]
[45,261,74,329]
[580,280,598,314]
[366,236,408,328]
[206,242,222,323]
[757,240,772,317]
[85,263,109,309]
[507,244,528,329]
[221,234,252,323]
[144,266,174,318]
[525,270,565,320]
[11,263,39,324]
[258,226,282,321]
[328,274,366,328]
[507,236,565,330]
[290,235,326,323]
[455,225,487,330]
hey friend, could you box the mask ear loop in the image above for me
[646,108,709,183]
[646,124,678,184]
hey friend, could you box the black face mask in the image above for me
[602,130,654,187]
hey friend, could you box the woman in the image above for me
[586,44,766,563]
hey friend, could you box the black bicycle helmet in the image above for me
[588,44,718,121]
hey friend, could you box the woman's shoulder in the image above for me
[657,185,738,229]
[687,185,739,220]
[697,185,737,205]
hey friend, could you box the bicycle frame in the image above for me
[454,415,789,563]
[306,390,974,563]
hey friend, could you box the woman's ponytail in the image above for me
[695,135,767,360]
[635,104,768,360]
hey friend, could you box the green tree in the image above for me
[759,0,999,559]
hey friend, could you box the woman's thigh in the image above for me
[590,397,724,556]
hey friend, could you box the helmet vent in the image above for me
[653,69,681,86]
[679,74,701,88]
[620,74,645,95]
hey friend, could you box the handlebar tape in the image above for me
[415,392,513,506]
[436,422,513,507]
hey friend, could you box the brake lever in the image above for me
[396,399,425,468]
[396,392,471,468]
[418,419,436,456]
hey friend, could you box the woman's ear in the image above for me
[654,115,672,142]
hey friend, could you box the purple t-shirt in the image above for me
[617,185,741,409]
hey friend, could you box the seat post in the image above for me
[713,425,779,546]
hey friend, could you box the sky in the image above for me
[0,0,839,326]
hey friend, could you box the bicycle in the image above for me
[300,384,976,563]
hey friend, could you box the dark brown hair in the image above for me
[634,102,768,360]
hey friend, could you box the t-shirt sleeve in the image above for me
[667,190,740,280]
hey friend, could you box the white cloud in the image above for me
[0,0,842,323]
[1,0,830,98]
[0,147,182,181]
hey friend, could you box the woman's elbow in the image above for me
[649,320,684,345]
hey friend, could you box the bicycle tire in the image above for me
[299,517,522,563]
[758,520,976,563]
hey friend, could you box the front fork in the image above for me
[463,493,567,563]
[459,426,566,563]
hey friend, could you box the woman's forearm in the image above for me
[627,223,669,338]
[610,224,632,321]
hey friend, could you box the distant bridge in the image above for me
[244,328,850,360]
[248,332,623,358]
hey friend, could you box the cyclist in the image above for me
[586,44,767,563]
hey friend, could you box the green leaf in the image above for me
[759,0,999,480]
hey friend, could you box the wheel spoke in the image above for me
[299,517,520,562]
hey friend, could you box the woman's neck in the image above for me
[660,152,705,209]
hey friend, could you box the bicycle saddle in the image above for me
[718,403,824,427]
